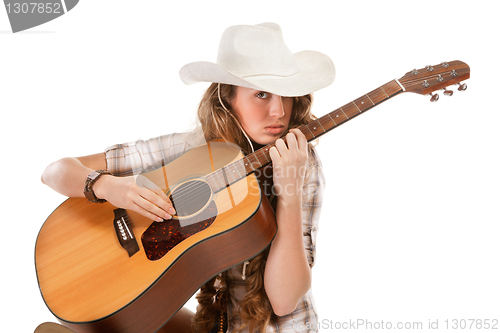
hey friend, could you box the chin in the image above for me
[255,136,276,146]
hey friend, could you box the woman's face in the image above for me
[231,86,294,145]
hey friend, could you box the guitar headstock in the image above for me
[399,60,470,102]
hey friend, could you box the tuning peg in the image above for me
[457,82,468,91]
[429,93,440,102]
[442,88,454,96]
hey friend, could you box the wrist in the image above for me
[276,191,302,207]
[276,194,302,228]
[84,170,112,203]
[93,174,113,201]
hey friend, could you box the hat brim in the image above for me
[179,50,335,97]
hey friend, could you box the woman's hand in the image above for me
[42,154,175,222]
[93,175,175,222]
[269,128,308,201]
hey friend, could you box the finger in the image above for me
[274,138,287,153]
[136,190,173,220]
[269,145,281,163]
[285,131,299,151]
[140,187,176,215]
[131,200,166,222]
[290,128,307,151]
[134,175,174,212]
[153,188,176,215]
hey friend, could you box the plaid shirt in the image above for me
[105,127,325,333]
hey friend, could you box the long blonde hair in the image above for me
[193,83,314,333]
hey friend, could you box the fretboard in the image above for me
[206,80,404,193]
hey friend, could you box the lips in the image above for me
[264,124,284,135]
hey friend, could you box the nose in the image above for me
[269,95,285,118]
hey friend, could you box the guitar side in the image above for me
[35,141,277,333]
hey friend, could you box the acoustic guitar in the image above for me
[35,61,470,333]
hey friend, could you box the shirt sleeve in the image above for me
[104,128,206,177]
[302,146,325,268]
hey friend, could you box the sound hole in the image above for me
[141,179,217,261]
[170,180,211,218]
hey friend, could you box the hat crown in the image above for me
[216,22,298,78]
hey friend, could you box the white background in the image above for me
[1,1,498,332]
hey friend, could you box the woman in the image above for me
[41,23,335,333]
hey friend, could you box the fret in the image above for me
[243,156,253,173]
[304,125,316,139]
[212,171,225,191]
[234,160,246,177]
[319,115,336,131]
[340,107,349,119]
[263,149,271,163]
[380,86,390,98]
[256,147,271,164]
[213,170,224,190]
[253,146,268,161]
[217,168,230,188]
[342,103,359,119]
[308,119,325,138]
[316,118,326,132]
[367,89,386,105]
[352,101,362,113]
[207,170,226,192]
[365,94,375,105]
[221,167,232,188]
[327,113,337,126]
[383,80,403,96]
[246,152,262,170]
[332,109,349,124]
[223,163,241,184]
[353,95,373,112]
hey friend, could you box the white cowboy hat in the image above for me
[179,22,335,97]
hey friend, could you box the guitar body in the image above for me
[35,141,277,333]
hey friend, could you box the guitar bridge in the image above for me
[113,209,139,257]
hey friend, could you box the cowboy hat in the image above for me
[179,22,335,97]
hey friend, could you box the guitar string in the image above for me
[399,70,459,86]
[164,181,211,201]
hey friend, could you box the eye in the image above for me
[256,91,269,99]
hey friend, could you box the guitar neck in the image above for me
[299,79,404,141]
[205,79,404,193]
